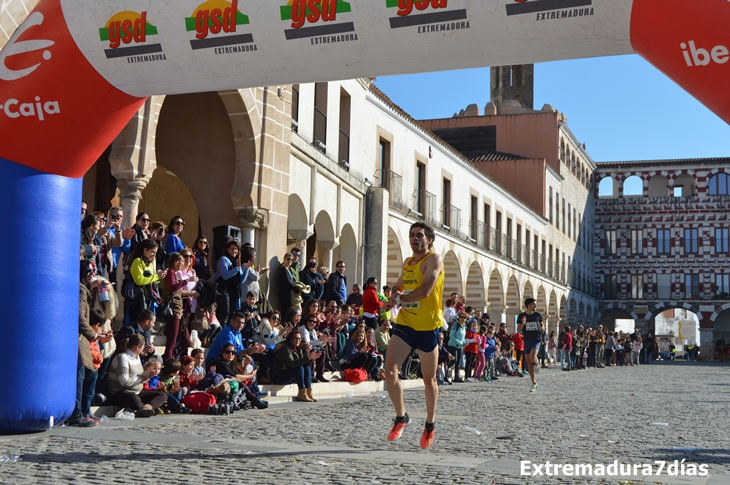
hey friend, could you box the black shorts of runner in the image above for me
[391,324,440,353]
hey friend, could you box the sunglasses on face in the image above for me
[175,221,185,226]
[307,319,317,323]
[182,254,192,259]
[199,241,207,245]
[223,350,236,355]
[140,218,150,222]
[272,317,280,321]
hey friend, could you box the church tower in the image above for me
[490,64,534,114]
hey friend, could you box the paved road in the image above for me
[2,361,729,484]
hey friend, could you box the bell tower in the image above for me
[490,64,534,114]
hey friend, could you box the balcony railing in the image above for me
[441,204,462,237]
[313,106,326,149]
[338,129,349,166]
[291,85,300,131]
[413,189,438,226]
[377,169,405,210]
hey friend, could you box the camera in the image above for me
[158,227,164,236]
[310,345,325,354]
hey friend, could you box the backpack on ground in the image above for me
[181,392,217,414]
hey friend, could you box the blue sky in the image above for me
[373,54,730,163]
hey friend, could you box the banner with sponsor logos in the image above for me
[60,0,634,97]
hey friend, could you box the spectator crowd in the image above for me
[71,201,660,427]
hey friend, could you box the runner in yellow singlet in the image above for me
[381,222,444,450]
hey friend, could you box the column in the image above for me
[116,178,150,229]
[289,228,314,257]
[318,240,339,272]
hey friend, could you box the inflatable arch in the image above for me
[0,0,728,432]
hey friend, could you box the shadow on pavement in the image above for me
[654,447,730,465]
[15,448,378,464]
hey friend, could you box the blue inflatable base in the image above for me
[0,157,81,434]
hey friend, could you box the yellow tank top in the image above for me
[396,252,444,331]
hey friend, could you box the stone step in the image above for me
[92,377,423,416]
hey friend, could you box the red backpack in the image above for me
[182,392,217,414]
[343,368,368,384]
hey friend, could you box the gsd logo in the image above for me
[99,11,164,60]
[185,0,256,52]
[386,0,468,31]
[280,0,356,41]
[506,0,592,16]
[0,12,54,81]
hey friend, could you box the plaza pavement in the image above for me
[1,361,729,485]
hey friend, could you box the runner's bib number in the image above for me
[525,322,539,332]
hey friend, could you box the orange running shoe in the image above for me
[387,415,410,441]
[420,427,435,449]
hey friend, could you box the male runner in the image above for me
[517,297,543,392]
[381,222,444,449]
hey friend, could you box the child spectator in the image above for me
[472,325,488,381]
[484,330,498,381]
[464,319,480,381]
[513,316,526,374]
[436,333,454,385]
[142,358,163,391]
[157,359,192,414]
[179,356,200,395]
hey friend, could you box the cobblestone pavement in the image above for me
[2,361,729,485]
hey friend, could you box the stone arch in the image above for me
[547,290,558,334]
[217,89,264,221]
[713,306,730,344]
[153,92,243,247]
[537,286,547,314]
[334,223,358,285]
[313,210,336,265]
[623,175,643,197]
[465,261,486,311]
[568,298,578,327]
[647,301,700,321]
[648,174,668,197]
[523,280,534,302]
[598,176,617,198]
[710,303,730,323]
[675,173,695,197]
[487,268,505,316]
[505,275,521,328]
[579,301,586,327]
[548,290,558,317]
[599,303,639,330]
[559,295,568,332]
[287,193,309,237]
[386,227,404,288]
[442,251,463,302]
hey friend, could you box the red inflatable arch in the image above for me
[0,0,728,432]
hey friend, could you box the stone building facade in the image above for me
[594,160,730,349]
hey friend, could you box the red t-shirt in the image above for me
[464,330,479,354]
[512,332,524,351]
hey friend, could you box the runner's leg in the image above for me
[417,347,439,424]
[385,334,414,417]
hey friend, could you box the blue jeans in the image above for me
[271,365,312,389]
[72,365,98,420]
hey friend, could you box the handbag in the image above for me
[158,300,174,317]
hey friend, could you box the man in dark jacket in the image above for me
[324,261,347,307]
[115,309,157,363]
